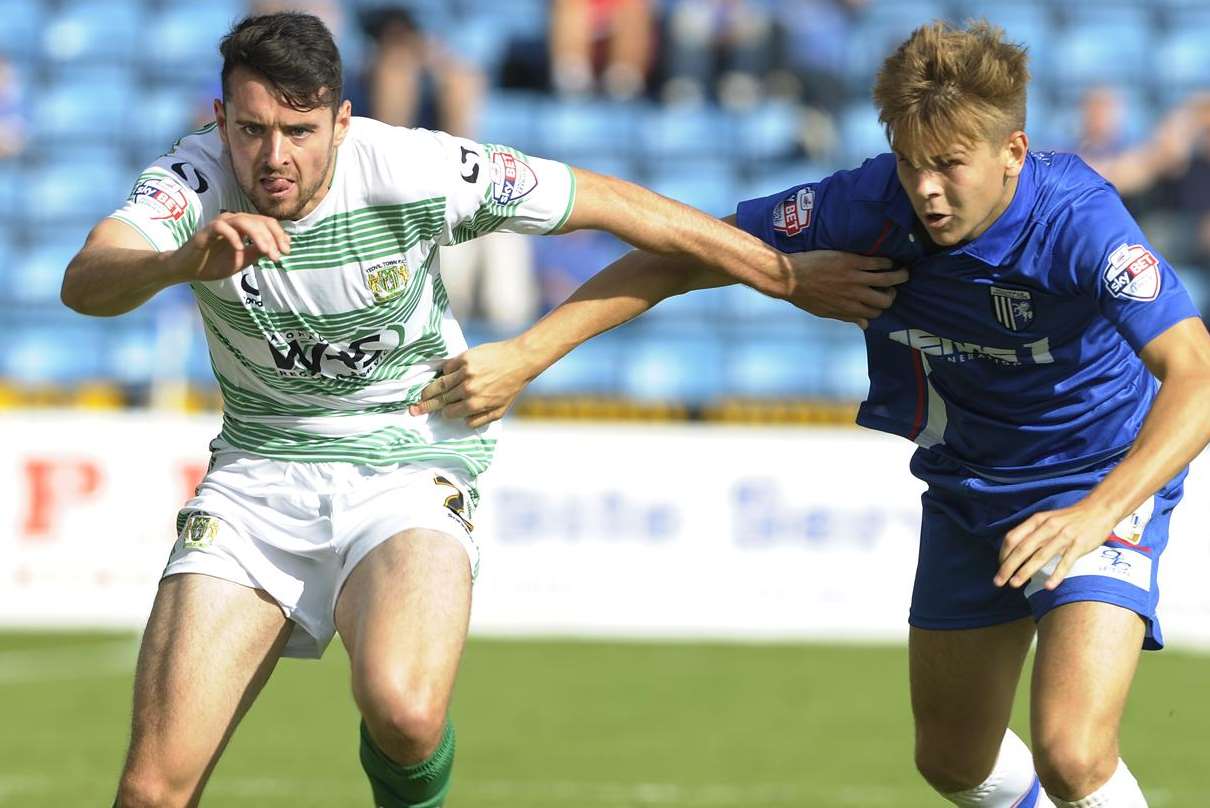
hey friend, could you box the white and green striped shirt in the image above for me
[111,117,576,476]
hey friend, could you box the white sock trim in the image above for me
[942,729,1040,807]
[1048,759,1146,807]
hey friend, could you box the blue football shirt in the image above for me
[736,152,1201,479]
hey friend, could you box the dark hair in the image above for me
[219,12,342,112]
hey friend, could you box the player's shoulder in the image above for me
[1028,151,1119,221]
[144,121,229,198]
[825,153,901,203]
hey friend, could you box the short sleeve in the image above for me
[1061,189,1200,353]
[735,179,835,253]
[407,130,576,246]
[108,131,221,252]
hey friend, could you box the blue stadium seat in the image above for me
[646,162,738,218]
[1048,18,1151,86]
[1153,29,1210,96]
[479,92,541,152]
[40,0,142,65]
[104,321,160,385]
[725,335,828,398]
[526,333,624,396]
[816,331,871,401]
[715,283,809,333]
[0,0,46,62]
[25,155,129,227]
[618,333,725,403]
[639,104,730,159]
[844,2,946,90]
[141,5,244,86]
[129,86,202,160]
[954,1,1054,73]
[3,318,106,382]
[837,103,890,166]
[31,69,134,144]
[5,241,77,305]
[732,100,802,162]
[538,99,639,161]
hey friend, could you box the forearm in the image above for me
[61,247,184,316]
[514,248,725,376]
[1083,372,1210,521]
[561,169,792,299]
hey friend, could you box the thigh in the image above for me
[1031,601,1144,755]
[910,619,1036,786]
[123,573,291,796]
[335,528,473,712]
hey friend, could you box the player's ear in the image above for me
[1003,130,1028,178]
[332,100,352,146]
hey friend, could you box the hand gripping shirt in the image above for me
[736,151,1200,479]
[110,117,575,477]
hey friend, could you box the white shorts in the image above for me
[164,440,480,659]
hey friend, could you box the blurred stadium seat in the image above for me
[526,335,624,397]
[31,68,132,145]
[41,0,142,65]
[618,333,725,404]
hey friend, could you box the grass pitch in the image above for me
[0,632,1205,806]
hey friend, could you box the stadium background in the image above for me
[1,1,1208,806]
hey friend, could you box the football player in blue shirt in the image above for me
[412,20,1210,808]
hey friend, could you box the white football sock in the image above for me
[942,729,1050,807]
[1048,759,1146,807]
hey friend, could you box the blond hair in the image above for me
[873,20,1029,164]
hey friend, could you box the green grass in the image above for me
[0,633,1205,806]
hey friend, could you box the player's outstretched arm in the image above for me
[411,239,900,427]
[61,212,290,317]
[557,167,905,317]
[996,317,1210,590]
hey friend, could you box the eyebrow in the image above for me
[233,118,319,132]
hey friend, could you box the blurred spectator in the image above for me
[349,6,485,137]
[661,0,777,109]
[346,6,538,332]
[1072,86,1193,199]
[0,58,28,159]
[550,0,654,101]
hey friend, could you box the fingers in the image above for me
[408,367,467,415]
[994,513,1048,587]
[862,267,910,286]
[858,286,897,309]
[852,256,895,271]
[215,213,291,262]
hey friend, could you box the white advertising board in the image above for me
[1,412,1207,648]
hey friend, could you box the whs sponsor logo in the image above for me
[266,326,405,379]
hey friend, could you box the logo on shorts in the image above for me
[363,259,410,303]
[1109,497,1155,546]
[771,187,814,237]
[181,512,219,549]
[989,286,1034,331]
[1104,243,1161,302]
[434,475,474,533]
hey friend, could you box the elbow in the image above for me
[60,265,85,313]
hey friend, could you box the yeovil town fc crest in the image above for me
[989,286,1033,331]
[364,258,410,303]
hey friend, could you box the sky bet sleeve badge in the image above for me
[1104,243,1161,302]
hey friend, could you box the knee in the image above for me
[1033,734,1118,800]
[355,677,448,762]
[114,770,192,808]
[914,730,995,794]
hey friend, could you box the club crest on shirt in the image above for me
[772,187,814,236]
[489,151,538,206]
[364,258,410,303]
[181,512,219,549]
[989,286,1033,331]
[1104,243,1161,302]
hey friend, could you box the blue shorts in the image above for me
[908,448,1186,650]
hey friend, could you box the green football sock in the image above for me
[359,719,455,808]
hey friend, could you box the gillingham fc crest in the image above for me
[989,286,1034,331]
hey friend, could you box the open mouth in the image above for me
[924,212,951,229]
